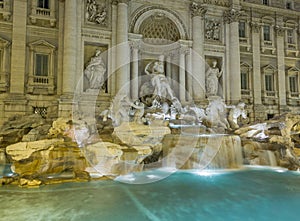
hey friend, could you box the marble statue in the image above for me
[110,94,145,126]
[84,49,106,90]
[86,0,107,25]
[206,60,222,96]
[144,60,176,102]
[228,102,248,129]
[205,97,230,130]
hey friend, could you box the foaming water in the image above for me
[1,167,300,221]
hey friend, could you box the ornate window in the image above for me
[0,0,11,21]
[29,0,56,27]
[286,1,294,9]
[0,36,9,92]
[261,17,275,54]
[239,22,246,38]
[285,20,298,56]
[35,54,49,77]
[262,0,270,5]
[240,62,252,103]
[286,67,300,105]
[38,0,49,9]
[27,40,56,94]
[262,64,278,104]
[263,25,271,41]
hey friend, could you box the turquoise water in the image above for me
[1,167,300,221]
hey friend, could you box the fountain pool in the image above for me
[1,166,300,221]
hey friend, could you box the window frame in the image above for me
[34,53,49,77]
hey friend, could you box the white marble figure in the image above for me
[110,94,145,126]
[228,102,247,129]
[86,0,97,22]
[206,60,222,96]
[206,97,230,129]
[86,0,107,25]
[84,49,106,90]
[145,61,175,101]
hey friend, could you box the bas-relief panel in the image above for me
[84,0,109,28]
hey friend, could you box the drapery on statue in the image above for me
[206,60,223,96]
[144,60,175,101]
[84,49,106,90]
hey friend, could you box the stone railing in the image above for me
[262,90,278,105]
[30,1,56,27]
[36,7,51,16]
[33,76,49,85]
[27,75,55,94]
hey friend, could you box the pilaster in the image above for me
[275,16,287,111]
[224,8,241,104]
[190,2,206,102]
[115,0,131,96]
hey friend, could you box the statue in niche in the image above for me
[84,49,106,91]
[144,60,176,102]
[206,59,223,97]
[86,0,107,25]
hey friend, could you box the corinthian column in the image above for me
[62,0,78,95]
[190,2,206,102]
[116,0,131,96]
[224,8,241,103]
[130,40,140,101]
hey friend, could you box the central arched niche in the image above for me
[130,6,188,43]
[139,12,180,44]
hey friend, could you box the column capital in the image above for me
[250,22,261,33]
[190,2,207,18]
[115,0,131,5]
[129,40,141,51]
[223,9,241,24]
[275,26,285,37]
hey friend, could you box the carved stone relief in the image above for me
[205,19,221,41]
[85,0,107,26]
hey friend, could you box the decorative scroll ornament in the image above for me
[85,0,107,25]
[250,22,261,33]
[190,2,207,18]
[275,26,285,37]
[223,9,241,24]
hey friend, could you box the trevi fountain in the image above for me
[1,47,300,221]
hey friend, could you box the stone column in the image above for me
[251,22,262,105]
[186,47,193,102]
[251,22,264,121]
[166,55,172,80]
[62,0,78,95]
[190,2,206,102]
[130,40,140,101]
[10,0,27,94]
[116,0,130,96]
[224,9,241,104]
[179,47,187,102]
[110,0,118,96]
[275,23,287,113]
